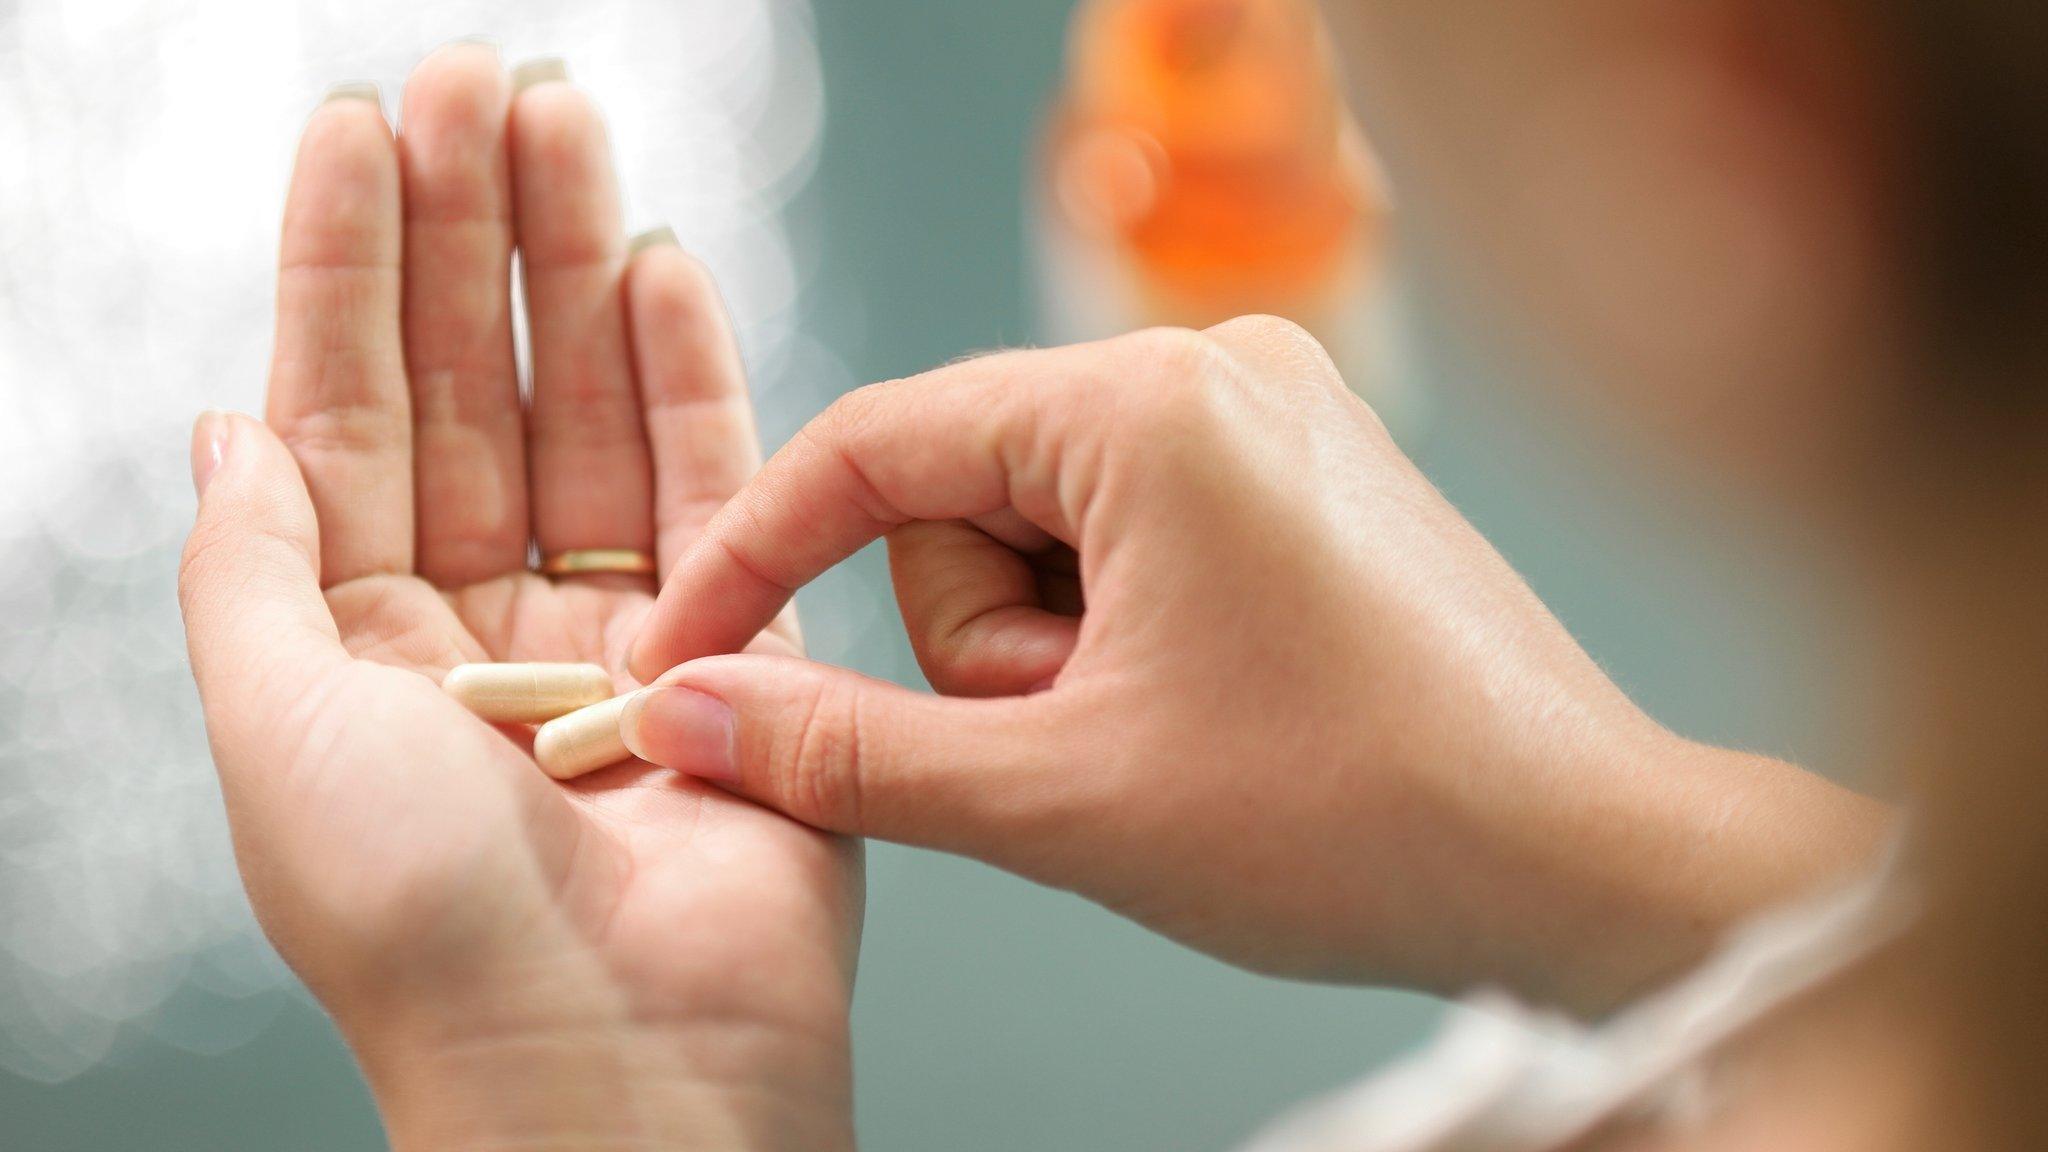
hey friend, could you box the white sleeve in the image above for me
[1236,995,1591,1152]
[1235,854,1915,1152]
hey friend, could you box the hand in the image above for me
[179,47,856,1151]
[627,316,1891,1012]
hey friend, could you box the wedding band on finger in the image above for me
[537,548,657,578]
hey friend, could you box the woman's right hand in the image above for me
[628,316,1889,1011]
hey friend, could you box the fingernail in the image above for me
[190,410,232,497]
[321,81,382,107]
[511,57,569,94]
[621,686,738,782]
[446,34,500,52]
[627,225,680,257]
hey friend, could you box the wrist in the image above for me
[337,969,856,1152]
[1526,726,1895,1013]
[1645,734,1895,940]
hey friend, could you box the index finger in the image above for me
[627,342,1106,682]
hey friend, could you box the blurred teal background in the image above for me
[0,2,1867,1149]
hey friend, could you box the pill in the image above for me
[533,693,635,780]
[442,663,614,724]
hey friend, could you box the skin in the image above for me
[180,45,854,1151]
[626,318,1889,1010]
[183,2,1925,1146]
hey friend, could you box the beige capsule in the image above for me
[442,663,614,724]
[533,693,634,780]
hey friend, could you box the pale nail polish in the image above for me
[628,225,681,257]
[190,410,231,497]
[510,57,568,94]
[321,81,382,107]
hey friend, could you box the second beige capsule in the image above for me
[442,662,615,724]
[533,694,634,780]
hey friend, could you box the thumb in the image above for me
[621,654,1088,855]
[179,412,348,765]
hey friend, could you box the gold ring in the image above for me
[539,548,657,578]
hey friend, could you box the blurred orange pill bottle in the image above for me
[1031,0,1411,430]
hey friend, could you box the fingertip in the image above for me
[308,85,392,139]
[402,41,511,153]
[509,76,606,165]
[285,99,401,262]
[627,224,681,258]
[626,625,671,686]
[634,652,1079,845]
[618,682,740,782]
[191,410,231,498]
[920,617,1078,699]
[626,237,744,396]
[193,409,283,483]
[625,238,697,313]
[510,56,569,95]
[210,413,310,492]
[429,36,502,66]
[320,81,384,111]
[627,240,728,334]
[181,413,325,588]
[507,77,621,264]
[626,236,722,329]
[626,595,747,687]
[625,592,666,681]
[194,410,281,486]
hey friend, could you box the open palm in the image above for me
[179,46,857,1148]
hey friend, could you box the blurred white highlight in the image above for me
[0,0,836,1082]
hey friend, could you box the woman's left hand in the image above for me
[178,45,856,1152]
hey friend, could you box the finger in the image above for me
[624,231,763,574]
[180,412,351,751]
[1203,313,1346,393]
[399,43,527,585]
[620,655,1096,857]
[508,61,655,565]
[628,341,1109,682]
[887,520,1079,697]
[968,506,1060,554]
[266,88,413,586]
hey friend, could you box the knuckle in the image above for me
[1210,313,1345,390]
[1123,325,1230,385]
[816,381,893,443]
[1211,312,1317,350]
[1110,326,1240,432]
[773,675,868,831]
[277,402,408,457]
[906,620,979,694]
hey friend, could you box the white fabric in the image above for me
[1240,857,1917,1152]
